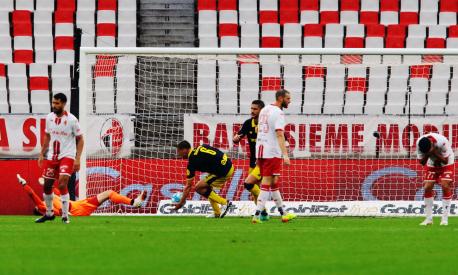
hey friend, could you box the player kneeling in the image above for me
[416,133,455,226]
[17,174,146,217]
[174,141,233,218]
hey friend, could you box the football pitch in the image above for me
[1,216,457,275]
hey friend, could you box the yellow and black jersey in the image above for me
[238,118,258,168]
[186,144,233,179]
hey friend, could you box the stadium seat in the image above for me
[78,0,95,11]
[283,23,302,48]
[323,66,345,114]
[16,0,34,11]
[439,0,457,25]
[239,0,257,24]
[29,64,51,113]
[260,63,281,103]
[340,0,359,24]
[400,0,419,25]
[259,0,278,24]
[0,64,8,113]
[345,24,365,48]
[303,66,324,114]
[8,63,29,113]
[218,61,238,114]
[118,0,136,11]
[0,0,14,12]
[261,23,281,48]
[197,61,217,113]
[323,24,343,64]
[56,0,76,11]
[51,64,71,106]
[447,25,458,47]
[320,0,339,24]
[409,65,431,114]
[380,0,399,25]
[280,0,299,25]
[365,66,387,114]
[300,0,319,24]
[385,65,409,114]
[426,64,450,114]
[445,78,458,114]
[283,65,303,113]
[77,11,96,47]
[55,37,74,64]
[116,64,136,113]
[344,67,366,114]
[360,0,380,24]
[303,24,323,64]
[95,76,115,113]
[241,24,259,48]
[240,63,259,114]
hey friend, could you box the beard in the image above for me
[53,107,63,115]
[281,100,288,109]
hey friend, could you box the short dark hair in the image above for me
[177,140,191,150]
[53,93,67,103]
[418,137,432,154]
[251,100,265,109]
[275,89,290,100]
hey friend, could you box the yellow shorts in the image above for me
[204,165,234,189]
[248,165,262,181]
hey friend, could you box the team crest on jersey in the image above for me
[100,118,124,157]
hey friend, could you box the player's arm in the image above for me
[276,130,290,165]
[74,135,84,171]
[174,177,193,210]
[233,120,249,143]
[38,133,50,168]
[419,155,428,166]
[431,148,448,165]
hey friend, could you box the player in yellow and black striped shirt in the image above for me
[174,141,233,218]
[233,100,269,220]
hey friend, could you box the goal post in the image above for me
[79,47,458,216]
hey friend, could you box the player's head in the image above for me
[52,93,67,115]
[250,100,264,118]
[176,140,192,159]
[418,137,433,154]
[275,89,291,109]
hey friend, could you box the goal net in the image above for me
[79,48,458,216]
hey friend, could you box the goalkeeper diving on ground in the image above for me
[17,174,146,217]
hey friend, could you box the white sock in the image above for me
[271,190,285,215]
[425,197,433,220]
[255,190,270,216]
[43,193,54,216]
[61,193,70,218]
[442,199,451,221]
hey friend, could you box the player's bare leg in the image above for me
[96,190,146,207]
[244,173,269,220]
[195,180,231,218]
[35,177,56,223]
[420,181,435,226]
[252,176,272,223]
[440,180,453,226]
[57,175,71,224]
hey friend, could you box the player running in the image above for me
[36,93,84,224]
[233,99,269,221]
[175,141,233,218]
[17,174,146,216]
[252,89,296,224]
[417,133,455,226]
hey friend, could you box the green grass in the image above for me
[1,216,457,275]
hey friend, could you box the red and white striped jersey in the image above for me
[45,111,82,160]
[416,133,454,167]
[256,104,285,159]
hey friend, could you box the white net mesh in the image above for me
[80,51,458,216]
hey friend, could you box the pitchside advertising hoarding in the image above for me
[2,114,458,216]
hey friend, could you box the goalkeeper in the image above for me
[17,174,146,217]
[233,100,269,221]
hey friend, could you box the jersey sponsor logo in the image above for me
[100,118,124,157]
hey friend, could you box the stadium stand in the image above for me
[197,0,458,115]
[0,0,136,114]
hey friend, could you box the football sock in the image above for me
[271,190,285,216]
[109,191,132,205]
[208,198,221,216]
[208,191,227,205]
[61,193,70,218]
[43,193,54,216]
[255,185,270,217]
[442,199,451,221]
[424,197,433,220]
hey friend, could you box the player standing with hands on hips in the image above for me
[417,133,454,226]
[252,89,296,224]
[36,93,84,224]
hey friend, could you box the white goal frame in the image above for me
[78,47,458,216]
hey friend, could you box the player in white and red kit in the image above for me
[36,93,84,224]
[252,89,296,223]
[416,133,455,226]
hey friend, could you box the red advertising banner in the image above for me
[3,159,457,215]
